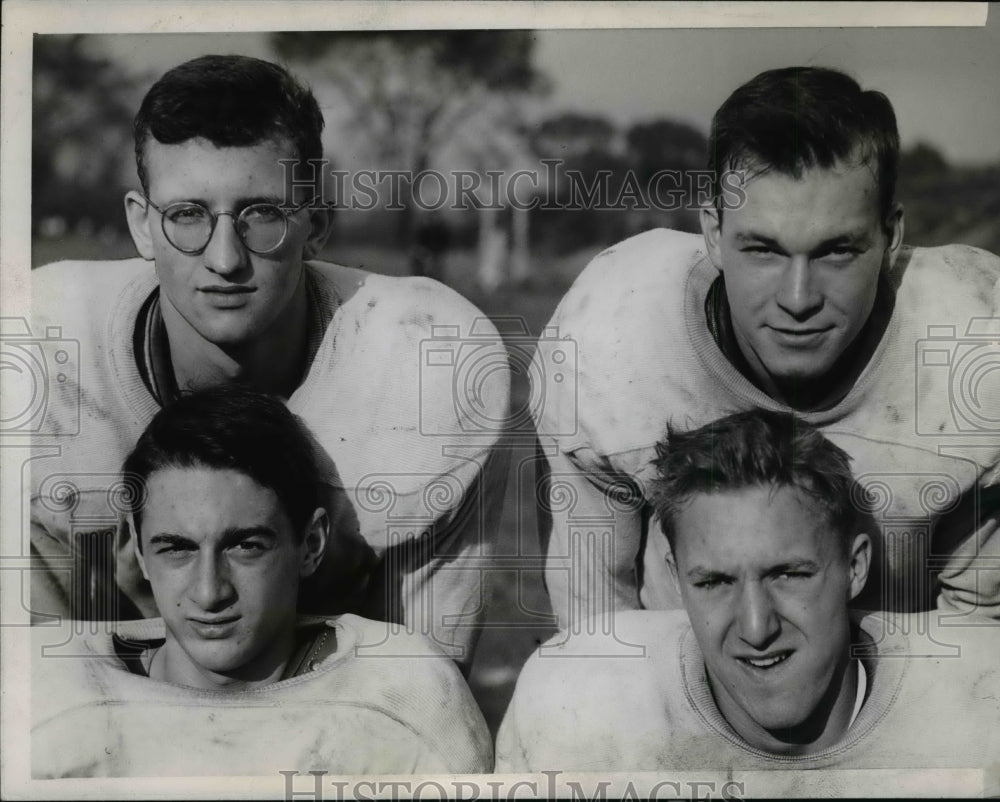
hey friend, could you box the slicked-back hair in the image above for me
[122,385,320,549]
[649,410,865,554]
[134,54,324,195]
[708,66,900,224]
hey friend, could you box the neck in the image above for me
[160,279,309,399]
[766,293,890,411]
[713,275,894,412]
[710,645,860,756]
[151,628,297,692]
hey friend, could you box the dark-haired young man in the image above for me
[497,411,1000,786]
[533,66,1000,628]
[32,386,493,777]
[29,55,510,667]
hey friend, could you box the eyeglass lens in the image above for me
[162,203,288,254]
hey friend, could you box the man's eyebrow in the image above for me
[685,566,733,580]
[158,195,288,209]
[148,533,196,548]
[146,527,279,548]
[234,195,288,208]
[734,231,871,251]
[768,559,822,573]
[809,232,871,252]
[218,526,279,546]
[734,232,782,247]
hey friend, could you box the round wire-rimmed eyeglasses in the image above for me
[143,196,314,255]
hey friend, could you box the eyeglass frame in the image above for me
[142,194,315,256]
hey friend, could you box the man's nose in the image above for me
[203,213,249,277]
[736,580,781,650]
[775,256,823,319]
[189,552,236,612]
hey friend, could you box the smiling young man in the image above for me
[497,411,1000,783]
[29,55,510,667]
[31,386,492,777]
[533,66,1000,628]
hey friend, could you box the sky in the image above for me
[75,4,1000,166]
[532,19,1000,164]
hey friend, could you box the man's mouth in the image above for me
[771,325,832,336]
[768,326,833,348]
[199,286,255,294]
[198,286,256,308]
[737,650,792,669]
[187,615,240,638]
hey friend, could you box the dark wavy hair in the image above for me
[649,410,865,554]
[122,385,320,549]
[708,66,900,224]
[134,54,324,194]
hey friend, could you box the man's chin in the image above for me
[195,326,256,351]
[741,699,816,735]
[765,358,838,390]
[183,643,251,676]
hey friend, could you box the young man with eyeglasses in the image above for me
[498,412,1000,793]
[29,55,510,669]
[32,385,492,777]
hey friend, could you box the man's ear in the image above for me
[883,202,905,270]
[124,190,156,261]
[847,533,872,601]
[129,513,150,581]
[299,508,328,577]
[302,207,334,261]
[700,205,724,270]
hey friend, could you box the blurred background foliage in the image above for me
[33,32,1000,286]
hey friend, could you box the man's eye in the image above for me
[694,578,729,590]
[776,571,812,581]
[233,540,269,555]
[242,205,284,224]
[168,206,209,224]
[820,247,860,262]
[155,544,195,556]
[742,246,774,256]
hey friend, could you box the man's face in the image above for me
[127,137,326,350]
[135,465,317,688]
[671,484,869,747]
[702,159,902,399]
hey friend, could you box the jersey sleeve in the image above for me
[530,243,651,629]
[935,478,1000,618]
[536,441,645,628]
[932,246,1000,618]
[304,273,512,669]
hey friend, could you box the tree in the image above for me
[625,119,707,184]
[33,35,137,237]
[532,112,617,160]
[899,141,949,179]
[271,31,549,254]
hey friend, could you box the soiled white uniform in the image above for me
[496,609,1000,790]
[32,614,493,777]
[532,229,1000,625]
[28,258,510,664]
